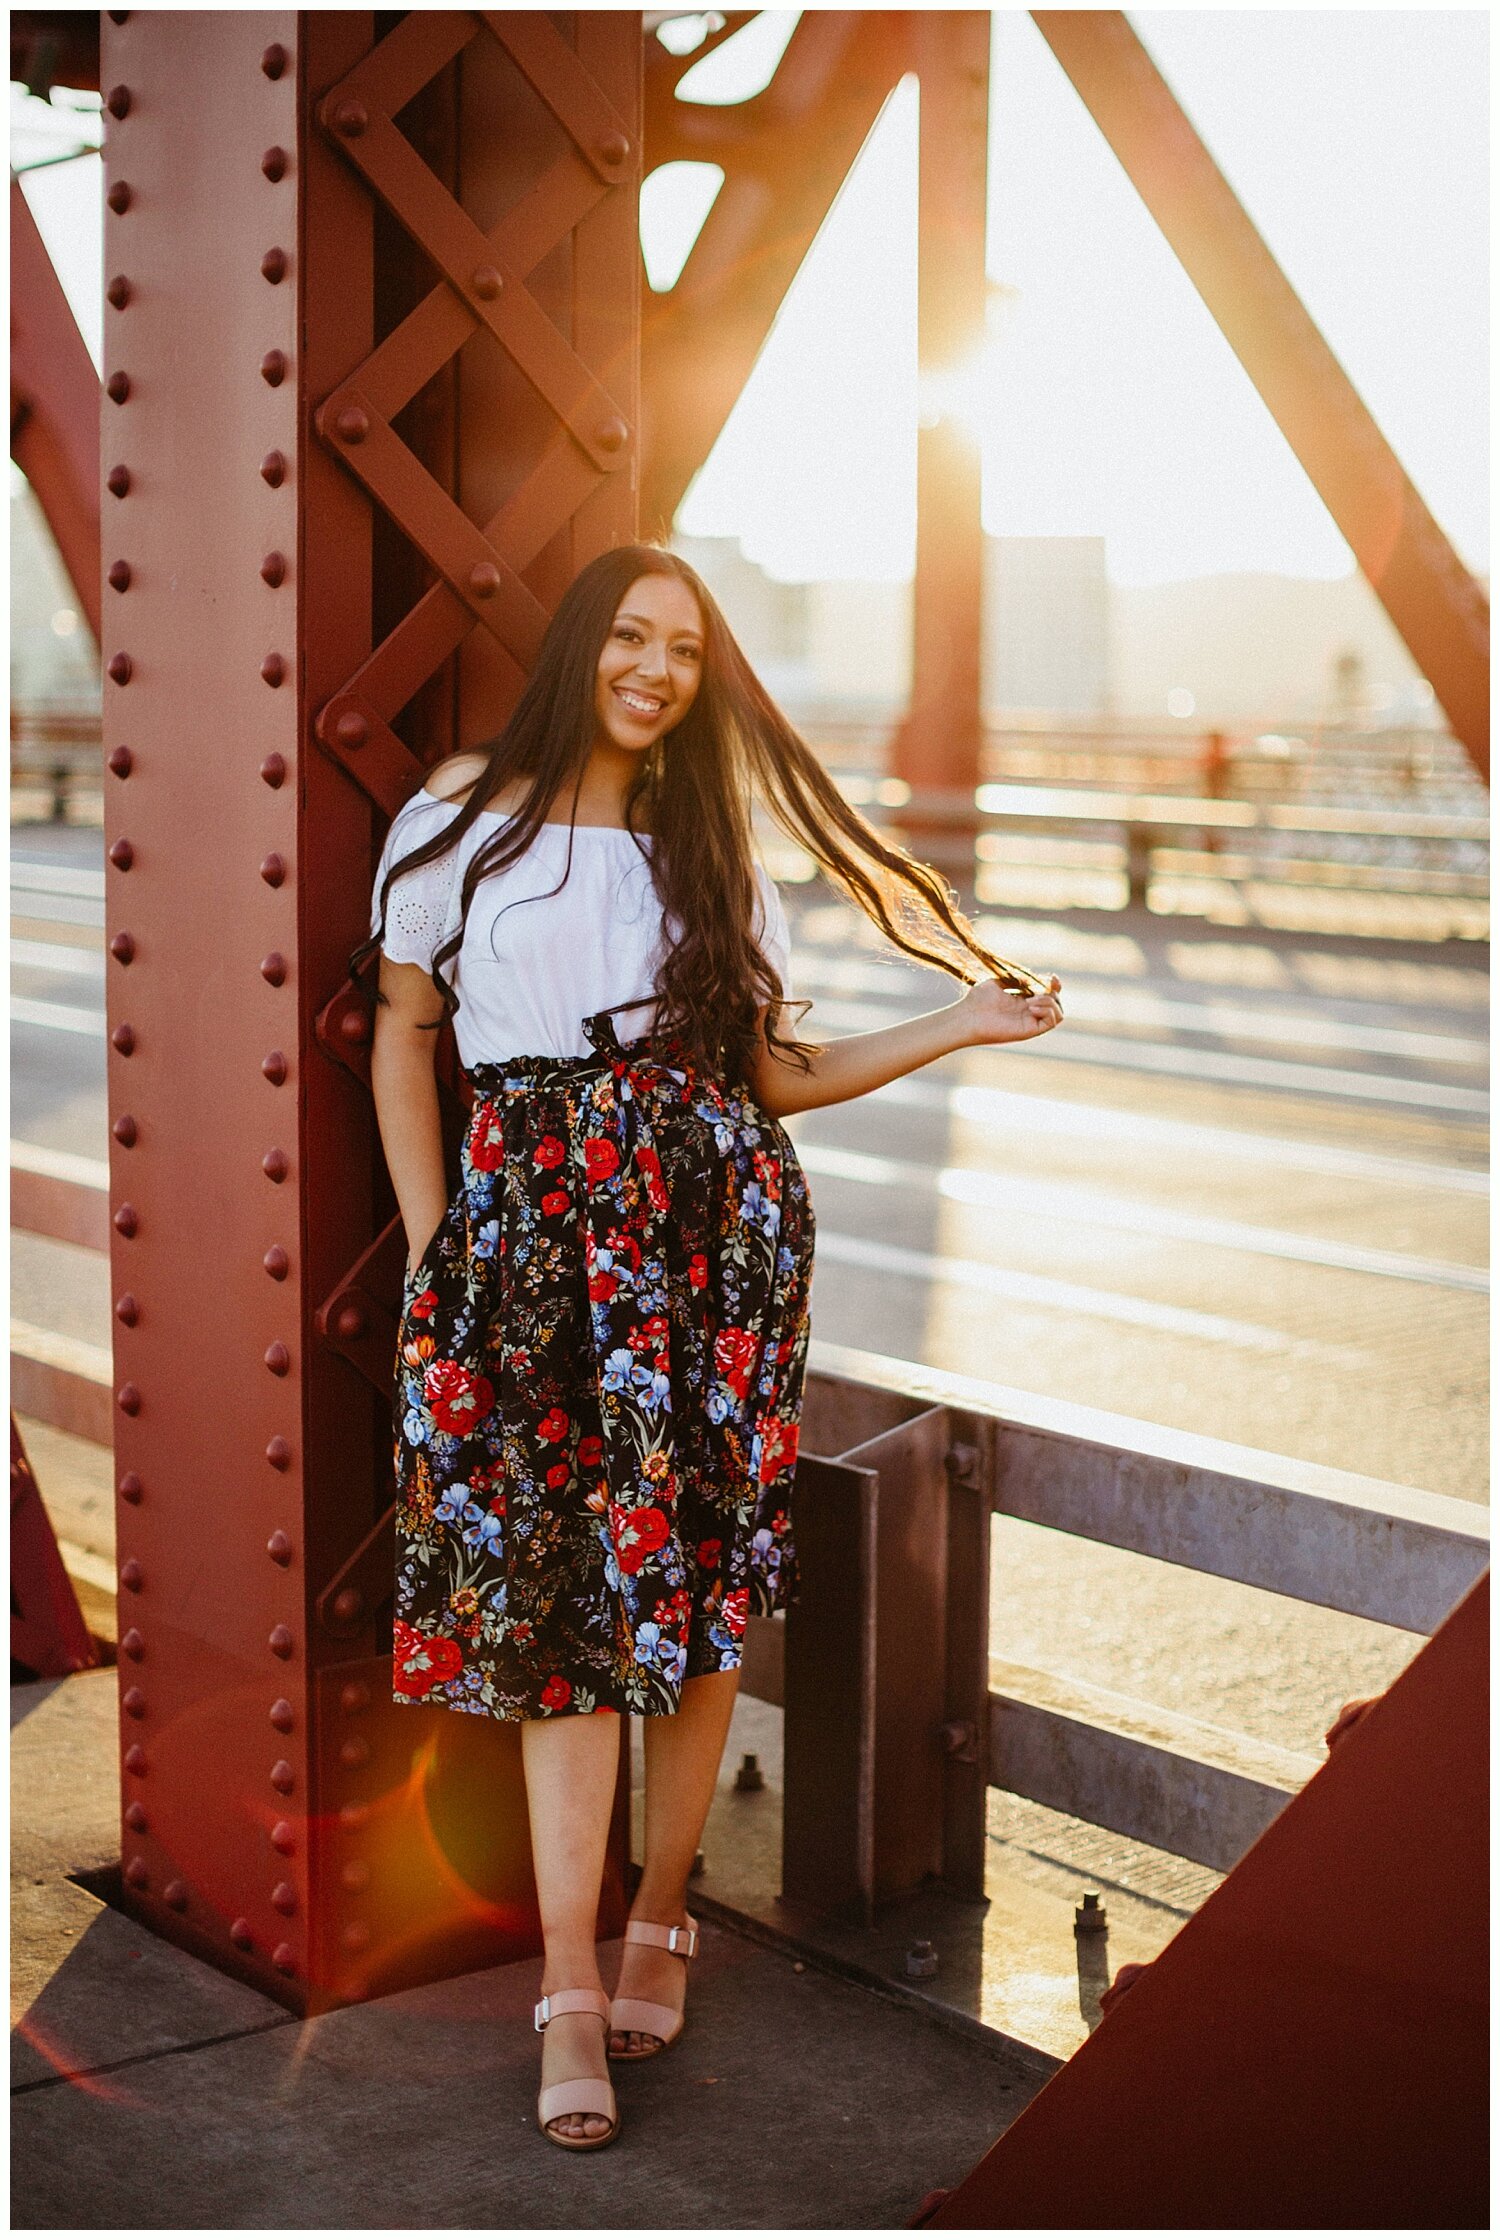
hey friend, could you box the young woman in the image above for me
[358,542,1063,2151]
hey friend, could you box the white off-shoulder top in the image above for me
[370,787,796,1066]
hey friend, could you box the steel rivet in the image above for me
[269,1699,294,1734]
[260,348,287,386]
[120,1557,144,1592]
[107,651,133,685]
[106,274,132,308]
[334,709,368,750]
[260,246,288,285]
[107,743,133,776]
[125,1800,148,1830]
[122,1685,146,1717]
[342,1922,371,1953]
[107,11,131,24]
[468,560,501,599]
[113,1205,139,1239]
[268,1623,295,1658]
[121,1628,145,1661]
[261,652,287,687]
[124,1854,149,1889]
[264,1341,290,1375]
[112,1022,136,1053]
[596,417,628,454]
[230,1917,254,1949]
[272,1943,297,1976]
[262,1050,288,1086]
[260,551,287,588]
[261,952,287,987]
[339,1802,371,1831]
[260,752,287,789]
[261,145,288,182]
[107,561,132,594]
[270,1759,295,1794]
[341,1860,371,1892]
[117,1381,142,1415]
[259,852,286,889]
[113,1115,138,1147]
[109,837,134,869]
[106,371,131,403]
[267,1530,293,1566]
[333,1588,364,1625]
[263,1245,289,1280]
[338,1007,370,1047]
[332,1299,366,1342]
[334,404,369,445]
[111,932,135,965]
[271,1881,297,1915]
[261,42,288,78]
[123,1742,147,1774]
[470,264,502,301]
[106,465,131,499]
[105,83,132,118]
[118,1470,143,1503]
[260,449,286,487]
[340,1735,371,1768]
[265,1439,292,1474]
[340,1681,370,1714]
[106,180,133,214]
[263,1147,288,1183]
[270,1819,295,1853]
[332,98,368,138]
[597,130,630,166]
[115,1294,140,1327]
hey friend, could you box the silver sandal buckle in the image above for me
[534,1997,551,2030]
[666,1925,698,1958]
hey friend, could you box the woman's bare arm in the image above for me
[370,954,451,1271]
[746,973,1064,1120]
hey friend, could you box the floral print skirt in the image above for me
[390,1007,815,1722]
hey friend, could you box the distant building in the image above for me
[985,535,1109,716]
[669,534,813,705]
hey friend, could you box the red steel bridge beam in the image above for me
[1033,9,1490,783]
[11,175,102,643]
[99,7,640,2018]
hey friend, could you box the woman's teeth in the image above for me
[616,688,664,717]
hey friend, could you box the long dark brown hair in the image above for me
[352,542,1051,1087]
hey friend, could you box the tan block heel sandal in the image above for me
[534,1988,619,2150]
[608,1916,699,2060]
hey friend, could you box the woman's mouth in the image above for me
[614,686,667,720]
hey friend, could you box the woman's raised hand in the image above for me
[954,971,1064,1048]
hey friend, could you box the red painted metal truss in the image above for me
[11,176,102,642]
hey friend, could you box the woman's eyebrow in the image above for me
[616,610,703,641]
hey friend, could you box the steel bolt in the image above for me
[264,1342,290,1376]
[105,84,132,119]
[106,274,132,308]
[264,1245,289,1280]
[267,1530,293,1566]
[261,245,289,284]
[733,1752,765,1793]
[260,752,287,788]
[340,1734,371,1768]
[596,131,630,166]
[107,743,133,775]
[905,1939,940,1980]
[111,932,135,964]
[123,1742,147,1774]
[118,1469,143,1502]
[338,1005,371,1045]
[265,1440,292,1475]
[263,1148,289,1183]
[270,1760,295,1794]
[259,852,286,889]
[261,551,287,587]
[270,1820,295,1853]
[113,1205,139,1238]
[124,1855,149,1889]
[229,1917,254,1950]
[120,1557,144,1592]
[332,98,369,138]
[107,652,133,685]
[340,1681,370,1713]
[268,1625,295,1659]
[269,1698,294,1733]
[339,1802,371,1832]
[261,43,288,79]
[261,653,287,688]
[107,561,132,594]
[164,1879,188,1912]
[260,449,287,487]
[333,1588,364,1625]
[470,264,502,301]
[260,952,287,986]
[109,837,134,869]
[122,1685,146,1716]
[115,1295,140,1327]
[113,1115,138,1147]
[117,1381,142,1415]
[121,1628,145,1661]
[262,1051,288,1086]
[261,146,288,182]
[106,464,132,498]
[125,1800,148,1830]
[595,417,628,454]
[334,404,370,445]
[111,1022,136,1054]
[107,181,133,214]
[260,348,287,386]
[468,560,501,599]
[332,1299,367,1341]
[272,1944,297,1976]
[106,371,131,403]
[333,708,369,750]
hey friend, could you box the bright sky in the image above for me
[14,10,1488,590]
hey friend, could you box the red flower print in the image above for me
[697,1538,722,1569]
[714,1326,758,1396]
[538,1407,570,1444]
[688,1254,708,1291]
[758,1418,799,1482]
[578,1435,603,1469]
[588,1269,619,1304]
[393,1619,463,1698]
[723,1587,749,1640]
[533,1136,566,1170]
[540,1674,572,1711]
[409,1288,437,1322]
[424,1359,495,1436]
[546,1463,569,1489]
[488,1492,507,1516]
[609,1502,670,1575]
[541,1189,570,1217]
[636,1143,669,1212]
[468,1109,505,1171]
[605,1230,641,1272]
[584,1136,619,1183]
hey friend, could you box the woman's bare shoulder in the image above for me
[421,752,490,804]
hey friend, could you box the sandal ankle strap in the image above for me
[624,1915,699,1959]
[535,1987,610,2031]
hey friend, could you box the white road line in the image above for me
[11,997,107,1037]
[12,939,105,976]
[807,995,1489,1115]
[857,1075,1488,1196]
[812,1230,1368,1365]
[794,1141,1487,1293]
[11,1140,110,1189]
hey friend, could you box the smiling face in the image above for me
[592,572,705,756]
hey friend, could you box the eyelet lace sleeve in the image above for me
[370,792,466,973]
[753,863,796,999]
